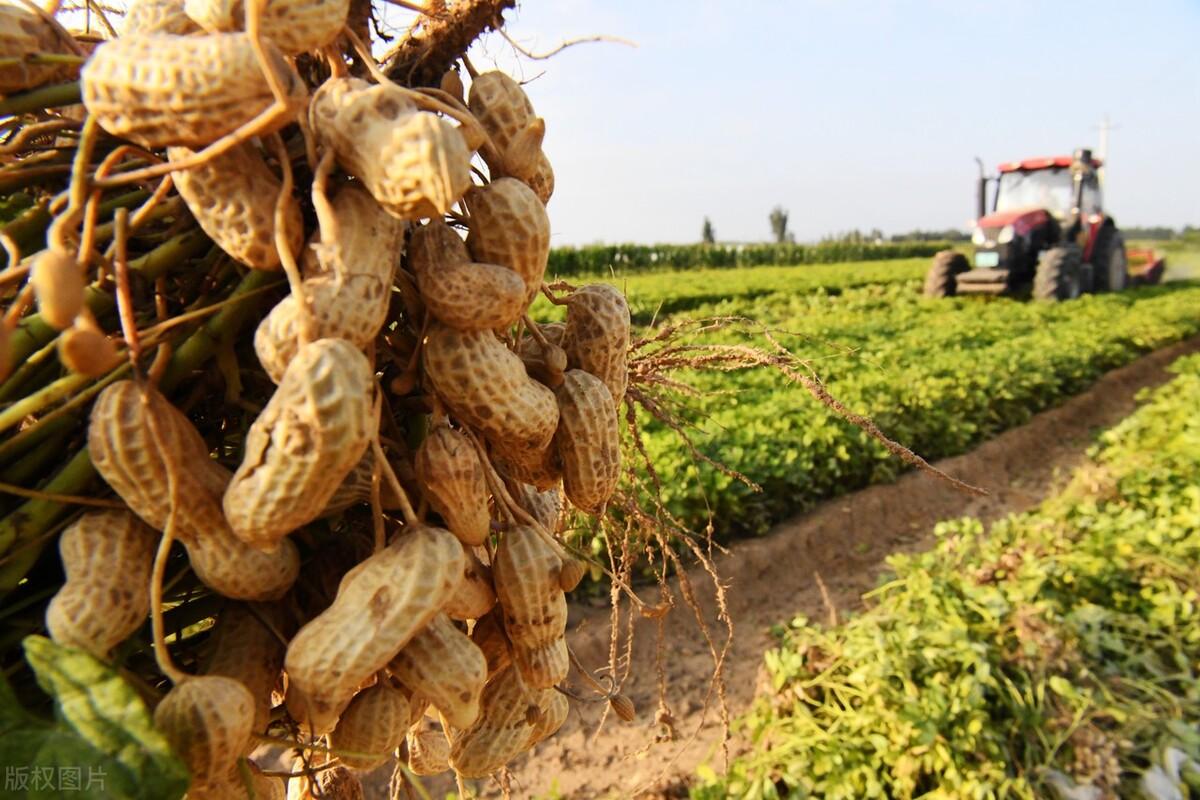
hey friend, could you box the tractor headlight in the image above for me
[971,227,987,246]
[997,225,1015,244]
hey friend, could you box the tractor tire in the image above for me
[1033,245,1083,302]
[1091,226,1129,292]
[923,250,969,298]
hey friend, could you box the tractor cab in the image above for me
[925,149,1129,301]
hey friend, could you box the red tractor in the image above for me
[925,148,1146,300]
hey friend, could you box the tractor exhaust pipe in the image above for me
[974,157,987,219]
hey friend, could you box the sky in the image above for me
[383,0,1200,246]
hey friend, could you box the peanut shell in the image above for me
[45,510,157,658]
[443,546,497,621]
[168,142,304,271]
[204,602,292,733]
[82,32,306,148]
[422,321,558,452]
[493,525,568,689]
[327,681,410,770]
[0,4,75,94]
[562,283,630,409]
[154,676,256,792]
[122,0,199,35]
[448,665,541,778]
[388,613,487,729]
[310,78,471,220]
[89,380,300,600]
[224,338,375,551]
[255,184,404,382]
[183,0,348,54]
[406,726,450,776]
[409,220,526,331]
[554,369,621,515]
[284,525,464,734]
[414,425,490,546]
[465,178,550,310]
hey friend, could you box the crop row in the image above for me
[538,258,930,323]
[607,279,1200,542]
[692,350,1200,799]
[545,241,947,277]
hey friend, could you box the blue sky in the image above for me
[397,0,1200,245]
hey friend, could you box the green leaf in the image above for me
[9,636,190,800]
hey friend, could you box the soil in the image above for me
[380,335,1200,800]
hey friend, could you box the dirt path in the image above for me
[407,336,1200,800]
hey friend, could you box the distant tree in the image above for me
[769,206,792,244]
[701,217,716,245]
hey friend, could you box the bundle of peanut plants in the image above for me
[0,1,984,797]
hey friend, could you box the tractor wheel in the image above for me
[1091,226,1129,292]
[1033,245,1083,301]
[923,251,969,298]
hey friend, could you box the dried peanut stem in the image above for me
[112,208,142,372]
[144,389,187,685]
[267,133,311,343]
[372,437,419,526]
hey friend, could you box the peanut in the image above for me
[122,0,199,36]
[45,509,157,658]
[388,613,487,729]
[493,525,568,689]
[409,220,527,332]
[443,545,497,621]
[224,338,375,551]
[255,184,404,382]
[318,448,406,518]
[491,440,561,491]
[89,380,300,600]
[528,687,568,747]
[467,71,547,189]
[58,322,120,378]
[414,424,490,546]
[470,610,512,679]
[203,602,292,733]
[30,248,84,331]
[310,77,472,220]
[406,726,450,776]
[82,32,306,148]
[516,322,567,387]
[517,484,565,535]
[448,665,541,778]
[422,321,558,452]
[465,178,550,310]
[154,675,256,792]
[562,284,630,410]
[0,4,74,94]
[554,369,621,515]
[327,680,410,770]
[284,524,464,734]
[183,0,349,55]
[168,142,304,271]
[285,763,363,800]
[557,557,587,593]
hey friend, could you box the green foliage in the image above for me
[0,637,189,799]
[532,258,930,323]
[545,241,946,278]
[702,217,716,245]
[617,279,1200,541]
[692,353,1200,799]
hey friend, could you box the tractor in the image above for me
[925,148,1130,301]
